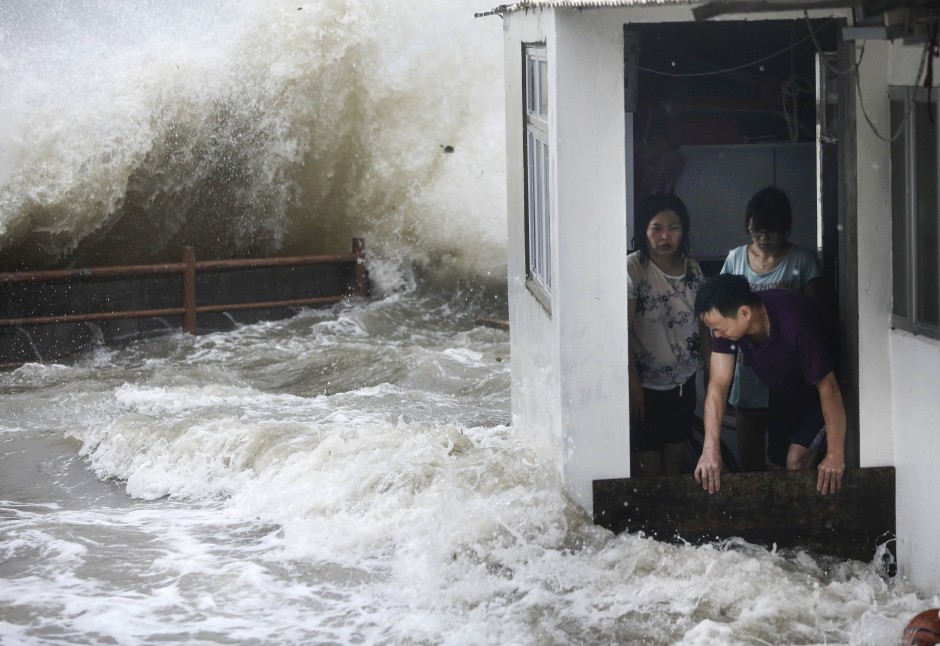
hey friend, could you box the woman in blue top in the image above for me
[720,186,822,471]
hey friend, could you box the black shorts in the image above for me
[631,375,697,452]
[766,391,826,465]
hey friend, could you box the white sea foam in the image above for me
[0,0,506,285]
[38,331,921,643]
[0,303,932,644]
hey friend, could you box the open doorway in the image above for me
[624,17,857,471]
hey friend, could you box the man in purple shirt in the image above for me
[692,274,846,495]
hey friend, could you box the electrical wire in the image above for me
[781,74,815,141]
[854,43,928,143]
[637,20,833,78]
[804,10,859,76]
[635,10,936,143]
[800,8,938,143]
[636,19,838,141]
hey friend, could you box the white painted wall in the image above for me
[502,8,631,511]
[851,35,940,594]
[891,332,940,593]
[502,11,560,471]
[854,39,894,468]
[884,39,940,595]
[553,10,631,509]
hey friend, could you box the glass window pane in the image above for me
[539,60,548,117]
[527,131,536,270]
[542,141,551,288]
[526,58,535,113]
[524,46,550,301]
[534,137,542,278]
[891,97,910,319]
[914,99,939,327]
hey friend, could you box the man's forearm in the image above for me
[818,372,846,458]
[815,371,846,494]
[703,387,726,448]
[703,352,733,448]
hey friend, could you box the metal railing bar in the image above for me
[0,254,361,285]
[0,263,186,285]
[195,295,346,314]
[0,239,367,344]
[195,253,359,272]
[0,296,354,328]
[0,308,187,327]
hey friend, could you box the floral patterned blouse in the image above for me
[627,252,705,390]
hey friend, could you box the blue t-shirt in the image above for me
[711,290,833,411]
[721,244,820,292]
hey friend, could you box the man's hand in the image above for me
[816,453,845,494]
[694,443,723,494]
[814,372,847,495]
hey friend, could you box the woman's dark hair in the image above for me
[632,193,691,261]
[746,186,792,236]
[694,274,761,318]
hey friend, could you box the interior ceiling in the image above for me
[632,18,841,145]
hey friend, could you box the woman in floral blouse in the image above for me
[627,193,707,476]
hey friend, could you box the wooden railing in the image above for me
[0,238,368,367]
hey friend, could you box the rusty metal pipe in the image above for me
[0,308,187,327]
[0,252,361,285]
[0,240,366,331]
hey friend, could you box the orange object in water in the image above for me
[903,609,940,645]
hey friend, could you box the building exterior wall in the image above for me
[502,6,940,595]
[503,10,563,482]
[884,39,940,595]
[848,33,940,595]
[553,10,631,509]
[890,331,940,592]
[854,39,894,469]
[502,8,631,510]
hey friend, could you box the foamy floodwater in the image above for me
[0,1,935,643]
[0,290,934,645]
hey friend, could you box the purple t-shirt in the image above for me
[711,290,833,409]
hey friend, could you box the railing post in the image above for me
[182,246,196,334]
[352,237,367,297]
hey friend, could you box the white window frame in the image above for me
[524,44,552,312]
[890,86,940,340]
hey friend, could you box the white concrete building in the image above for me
[480,0,940,595]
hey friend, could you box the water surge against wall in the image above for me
[0,0,507,290]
